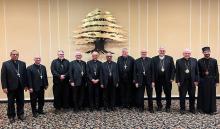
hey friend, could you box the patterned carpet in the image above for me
[0,100,220,129]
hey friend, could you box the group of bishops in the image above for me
[1,46,219,123]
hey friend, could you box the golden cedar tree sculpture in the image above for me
[74,8,127,54]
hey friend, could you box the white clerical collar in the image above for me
[159,56,165,60]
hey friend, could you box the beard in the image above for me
[204,54,210,58]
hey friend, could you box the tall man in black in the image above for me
[1,50,27,123]
[27,56,48,117]
[117,48,134,108]
[176,49,199,114]
[197,47,219,115]
[86,51,102,111]
[133,49,154,113]
[69,51,87,111]
[51,50,70,112]
[100,53,119,111]
[152,47,175,112]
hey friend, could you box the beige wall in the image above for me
[0,0,220,100]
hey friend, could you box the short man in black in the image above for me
[100,53,119,111]
[133,49,154,113]
[69,51,87,111]
[27,56,48,117]
[176,49,199,114]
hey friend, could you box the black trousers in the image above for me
[88,83,100,109]
[120,80,132,107]
[155,78,172,109]
[103,79,116,109]
[179,79,195,111]
[7,83,24,118]
[136,80,153,110]
[72,85,85,110]
[53,80,69,109]
[30,87,45,114]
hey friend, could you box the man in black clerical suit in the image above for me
[86,51,102,111]
[133,49,154,113]
[27,56,48,117]
[100,53,119,111]
[1,50,27,123]
[197,47,219,115]
[117,48,134,108]
[152,47,175,112]
[51,50,70,112]
[69,51,87,111]
[176,49,199,114]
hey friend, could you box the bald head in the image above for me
[106,52,113,61]
[34,56,41,65]
[183,48,191,59]
[91,51,99,60]
[158,47,166,57]
[141,49,147,58]
[75,51,82,60]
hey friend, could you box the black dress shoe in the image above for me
[190,110,196,114]
[165,108,171,112]
[149,109,154,113]
[180,110,185,114]
[38,110,45,115]
[9,118,15,123]
[18,115,25,121]
[139,108,144,112]
[210,112,217,115]
[157,107,162,111]
[33,113,38,118]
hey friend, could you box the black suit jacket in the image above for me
[100,61,119,87]
[152,55,175,82]
[86,60,102,81]
[175,57,199,84]
[27,64,49,91]
[51,58,69,84]
[69,60,87,86]
[117,55,134,82]
[133,57,154,86]
[1,60,27,90]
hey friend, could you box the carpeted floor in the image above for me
[0,100,220,129]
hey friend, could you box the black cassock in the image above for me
[197,58,219,113]
[51,58,69,109]
[117,55,134,108]
[100,61,119,109]
[69,60,87,110]
[86,60,102,109]
[27,64,48,114]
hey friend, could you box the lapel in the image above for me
[189,58,193,71]
[9,60,19,75]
